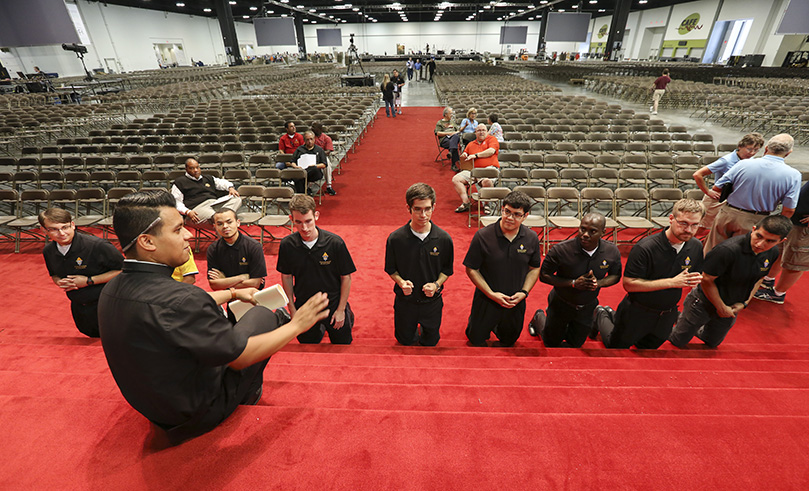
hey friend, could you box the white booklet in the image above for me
[297,153,317,169]
[228,283,289,321]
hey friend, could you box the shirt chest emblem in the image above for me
[430,246,440,256]
[517,244,527,253]
[75,257,87,269]
[204,183,211,187]
[320,252,331,265]
[761,259,770,271]
[681,255,691,269]
[599,259,609,269]
[239,256,249,266]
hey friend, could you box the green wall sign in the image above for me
[678,13,703,35]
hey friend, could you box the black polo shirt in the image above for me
[276,227,356,310]
[701,232,779,305]
[541,237,622,305]
[99,260,249,429]
[790,181,809,227]
[463,220,542,295]
[43,231,123,304]
[291,144,327,167]
[384,222,454,301]
[624,229,703,310]
[206,232,267,287]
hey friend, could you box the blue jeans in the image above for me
[384,99,395,117]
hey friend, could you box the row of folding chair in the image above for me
[467,185,703,253]
[494,152,714,171]
[490,167,711,192]
[498,140,721,157]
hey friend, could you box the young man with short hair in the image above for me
[531,212,622,347]
[277,194,356,344]
[39,208,123,337]
[98,189,328,443]
[595,199,705,349]
[463,190,542,347]
[385,183,454,346]
[279,120,304,154]
[207,208,267,294]
[650,68,671,115]
[670,215,791,348]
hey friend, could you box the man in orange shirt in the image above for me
[452,124,500,213]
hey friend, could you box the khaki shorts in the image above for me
[781,225,809,271]
[700,194,723,229]
[653,89,665,103]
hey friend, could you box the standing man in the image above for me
[463,190,542,347]
[406,57,414,81]
[594,199,705,349]
[279,120,303,154]
[385,183,454,346]
[693,133,764,232]
[650,68,670,115]
[754,180,809,305]
[427,57,437,82]
[391,69,405,115]
[435,107,461,171]
[311,122,337,196]
[277,194,356,344]
[670,215,791,348]
[170,158,241,224]
[99,189,329,443]
[704,134,801,253]
[288,130,327,196]
[530,213,622,348]
[453,124,499,213]
[207,208,267,296]
[39,208,123,338]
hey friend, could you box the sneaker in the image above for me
[398,110,402,115]
[753,287,785,304]
[325,186,337,196]
[651,111,658,115]
[650,106,654,113]
[759,277,775,290]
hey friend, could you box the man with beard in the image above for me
[594,199,705,349]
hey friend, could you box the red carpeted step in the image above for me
[2,395,808,490]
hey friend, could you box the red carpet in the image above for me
[2,107,809,489]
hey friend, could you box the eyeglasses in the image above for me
[45,224,72,234]
[675,220,700,230]
[502,209,525,219]
[121,216,162,252]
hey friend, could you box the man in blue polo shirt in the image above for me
[704,133,800,253]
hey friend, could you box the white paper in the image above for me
[297,153,317,169]
[228,284,289,321]
[212,194,232,206]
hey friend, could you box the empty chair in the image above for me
[649,188,684,227]
[499,168,529,189]
[589,167,619,189]
[477,187,512,228]
[614,188,654,244]
[546,187,581,250]
[646,169,676,190]
[258,186,294,243]
[74,187,107,227]
[530,169,558,188]
[559,169,589,189]
[235,185,264,226]
[620,168,647,188]
[580,187,619,242]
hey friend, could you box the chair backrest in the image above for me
[471,167,499,180]
[478,187,511,200]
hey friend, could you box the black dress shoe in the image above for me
[325,186,337,196]
[242,385,263,405]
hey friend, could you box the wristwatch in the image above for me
[86,276,94,286]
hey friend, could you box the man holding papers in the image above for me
[289,131,327,195]
[170,158,241,223]
[99,190,329,443]
[277,194,356,344]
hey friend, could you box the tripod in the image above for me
[74,51,95,82]
[345,43,365,76]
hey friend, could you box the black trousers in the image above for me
[293,167,324,193]
[297,302,354,344]
[540,289,597,348]
[465,291,526,347]
[164,306,286,444]
[596,295,678,349]
[71,299,100,338]
[394,295,443,346]
[439,135,460,164]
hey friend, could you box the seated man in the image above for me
[282,131,327,196]
[435,107,461,170]
[98,189,329,443]
[39,208,123,338]
[170,158,241,223]
[311,122,337,196]
[277,194,356,344]
[207,208,267,308]
[670,215,791,348]
[279,120,303,154]
[452,124,500,213]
